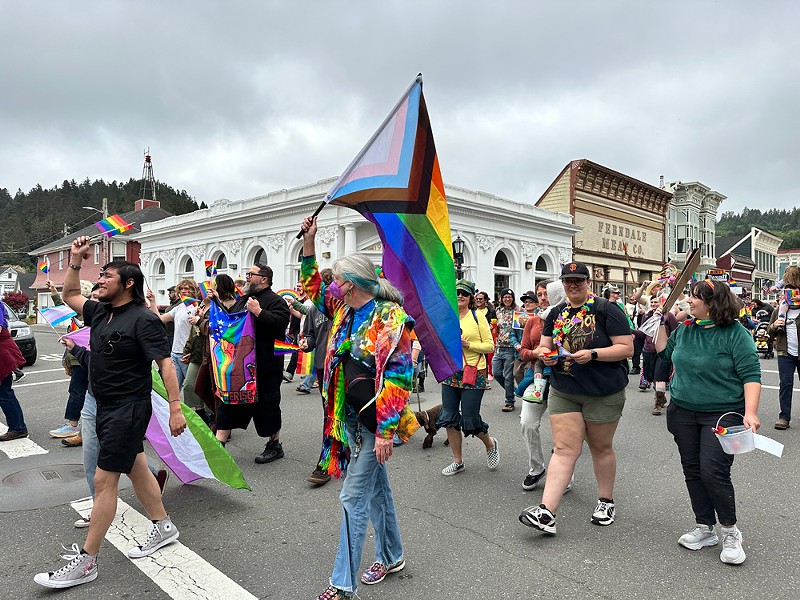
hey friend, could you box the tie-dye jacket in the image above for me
[301,255,419,477]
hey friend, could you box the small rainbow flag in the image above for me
[95,214,133,238]
[274,339,300,355]
[234,283,245,299]
[205,261,217,278]
[181,296,200,307]
[276,289,300,301]
[38,258,50,274]
[67,318,81,333]
[198,281,213,299]
[296,349,315,375]
[544,347,572,359]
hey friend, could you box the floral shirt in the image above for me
[495,306,516,347]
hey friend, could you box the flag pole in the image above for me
[294,73,424,240]
[36,307,67,338]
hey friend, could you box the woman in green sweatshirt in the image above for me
[654,279,761,566]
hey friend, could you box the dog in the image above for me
[414,404,448,449]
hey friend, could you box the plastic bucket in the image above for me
[714,412,755,455]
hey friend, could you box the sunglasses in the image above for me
[456,290,471,297]
[100,331,122,355]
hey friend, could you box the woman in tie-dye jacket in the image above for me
[300,215,419,600]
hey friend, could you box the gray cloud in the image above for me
[1,1,798,215]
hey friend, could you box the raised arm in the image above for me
[62,236,90,315]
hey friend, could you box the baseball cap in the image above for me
[559,262,590,280]
[519,290,538,303]
[455,279,476,296]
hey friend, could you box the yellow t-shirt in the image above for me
[460,310,494,370]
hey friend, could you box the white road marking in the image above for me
[763,385,800,392]
[18,367,66,375]
[13,379,69,388]
[70,498,258,600]
[0,423,49,458]
[761,369,778,374]
[38,354,66,362]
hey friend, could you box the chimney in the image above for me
[135,199,160,211]
[659,175,665,189]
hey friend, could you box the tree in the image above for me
[2,290,29,313]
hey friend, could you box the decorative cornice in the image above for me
[163,249,176,263]
[558,247,572,265]
[265,234,285,252]
[221,239,242,255]
[318,227,338,248]
[188,244,207,260]
[521,242,539,258]
[574,162,672,215]
[476,234,496,252]
[139,253,151,268]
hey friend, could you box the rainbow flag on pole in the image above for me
[146,367,250,489]
[321,75,461,382]
[38,257,50,273]
[95,214,133,238]
[205,261,217,278]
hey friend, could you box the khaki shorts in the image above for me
[548,386,625,423]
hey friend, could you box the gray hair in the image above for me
[541,280,567,320]
[332,253,403,304]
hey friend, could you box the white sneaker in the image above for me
[719,526,746,565]
[678,524,719,550]
[34,544,98,588]
[591,499,615,526]
[127,517,180,558]
[441,462,465,476]
[74,514,91,529]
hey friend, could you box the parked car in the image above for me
[2,301,36,366]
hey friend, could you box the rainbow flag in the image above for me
[208,301,257,404]
[296,349,315,376]
[198,281,213,299]
[544,347,572,359]
[234,283,245,299]
[40,305,78,327]
[322,75,460,382]
[38,258,50,274]
[67,318,80,333]
[276,289,300,302]
[95,214,133,238]
[146,366,250,489]
[274,339,301,355]
[181,296,200,307]
[205,260,217,278]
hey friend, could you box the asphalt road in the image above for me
[1,325,798,599]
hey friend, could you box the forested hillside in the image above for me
[0,178,201,268]
[717,207,800,249]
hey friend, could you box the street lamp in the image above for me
[83,198,109,262]
[452,235,465,279]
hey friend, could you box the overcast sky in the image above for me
[2,1,798,217]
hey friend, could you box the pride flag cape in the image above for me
[205,261,217,278]
[95,214,133,238]
[40,305,78,327]
[319,74,461,382]
[208,301,257,404]
[146,367,250,490]
[274,339,301,355]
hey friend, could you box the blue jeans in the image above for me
[331,412,403,593]
[492,347,515,405]
[0,374,27,432]
[298,373,316,392]
[778,355,800,422]
[65,364,88,422]
[171,352,189,389]
[514,365,535,397]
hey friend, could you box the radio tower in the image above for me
[138,148,158,202]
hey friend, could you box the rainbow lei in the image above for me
[552,293,595,350]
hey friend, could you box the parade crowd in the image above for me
[1,218,797,598]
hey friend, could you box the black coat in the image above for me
[231,286,290,375]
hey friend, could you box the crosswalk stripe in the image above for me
[13,379,70,388]
[0,423,49,458]
[18,368,67,375]
[70,497,258,599]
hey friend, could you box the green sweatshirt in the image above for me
[659,321,761,413]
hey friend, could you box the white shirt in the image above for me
[169,302,193,355]
[787,307,800,357]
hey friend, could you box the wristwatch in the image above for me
[591,350,599,361]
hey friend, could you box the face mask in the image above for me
[329,280,347,300]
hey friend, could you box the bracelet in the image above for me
[168,399,180,404]
[68,264,82,271]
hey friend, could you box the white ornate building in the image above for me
[137,178,579,305]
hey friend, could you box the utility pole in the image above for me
[102,197,109,264]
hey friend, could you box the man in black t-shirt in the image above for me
[35,236,185,590]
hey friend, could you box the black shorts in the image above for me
[96,397,152,474]
[215,373,281,437]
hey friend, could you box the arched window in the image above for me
[494,251,509,268]
[254,248,267,266]
[216,253,228,270]
[535,256,547,272]
[185,257,194,273]
[156,259,165,275]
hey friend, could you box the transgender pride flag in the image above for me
[321,75,461,382]
[146,367,250,489]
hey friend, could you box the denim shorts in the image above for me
[548,386,625,423]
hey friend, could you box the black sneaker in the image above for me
[629,367,640,375]
[519,504,557,535]
[522,469,545,491]
[255,440,284,464]
[13,370,26,382]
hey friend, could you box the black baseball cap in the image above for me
[560,262,590,280]
[520,290,538,303]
